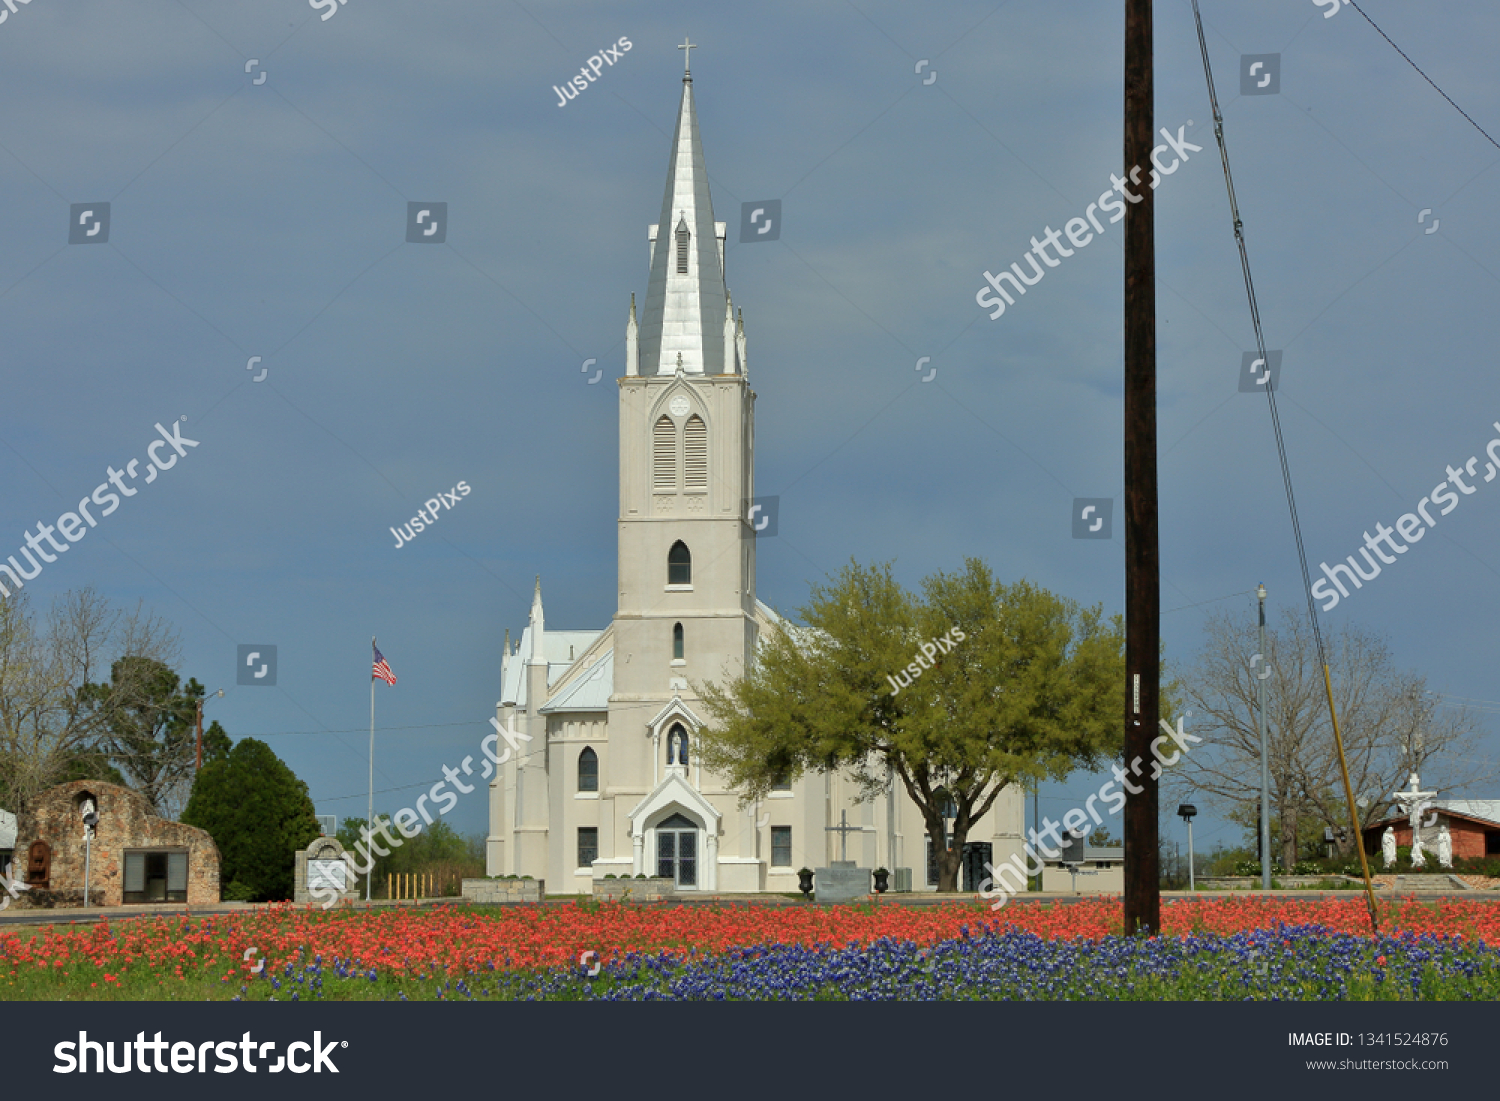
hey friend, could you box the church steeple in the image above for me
[637,51,731,376]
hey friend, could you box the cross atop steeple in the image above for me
[678,37,696,79]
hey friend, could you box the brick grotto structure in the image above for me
[9,780,219,908]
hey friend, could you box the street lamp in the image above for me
[1177,804,1197,892]
[195,688,225,772]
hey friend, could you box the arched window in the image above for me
[668,722,689,767]
[673,622,684,660]
[578,747,598,793]
[668,540,691,585]
[653,416,676,490]
[676,219,690,274]
[684,416,707,489]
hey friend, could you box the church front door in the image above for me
[656,813,698,888]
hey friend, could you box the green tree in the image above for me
[78,656,202,816]
[338,816,483,897]
[181,738,321,901]
[695,558,1128,892]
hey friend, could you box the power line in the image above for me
[1346,1,1500,153]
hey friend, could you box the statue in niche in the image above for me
[1381,826,1396,869]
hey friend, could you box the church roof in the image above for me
[540,649,612,713]
[500,626,604,708]
[636,68,731,376]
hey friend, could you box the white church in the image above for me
[484,52,1025,895]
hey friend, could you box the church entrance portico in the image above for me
[654,811,700,887]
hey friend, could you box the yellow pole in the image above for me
[1324,664,1380,933]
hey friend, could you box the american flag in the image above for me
[372,643,397,686]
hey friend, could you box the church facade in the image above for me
[485,59,1025,895]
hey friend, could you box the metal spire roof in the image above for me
[637,61,731,376]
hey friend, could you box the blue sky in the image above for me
[2,0,1497,857]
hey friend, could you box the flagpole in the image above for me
[367,635,375,902]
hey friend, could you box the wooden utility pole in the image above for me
[1123,0,1160,935]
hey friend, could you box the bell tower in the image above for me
[613,49,756,763]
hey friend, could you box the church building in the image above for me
[485,53,1025,895]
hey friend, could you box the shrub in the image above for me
[222,880,255,902]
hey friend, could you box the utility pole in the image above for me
[194,688,224,772]
[1257,584,1271,889]
[1123,0,1160,935]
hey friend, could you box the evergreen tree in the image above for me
[182,738,321,901]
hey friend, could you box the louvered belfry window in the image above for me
[676,221,690,274]
[684,415,707,489]
[653,416,676,490]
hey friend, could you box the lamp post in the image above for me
[1256,583,1270,891]
[1177,804,1197,891]
[195,688,225,772]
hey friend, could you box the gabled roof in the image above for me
[1362,800,1500,832]
[540,649,612,713]
[500,626,605,708]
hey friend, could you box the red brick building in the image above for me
[1362,800,1500,860]
[11,780,219,908]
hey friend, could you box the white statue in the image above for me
[1381,826,1396,868]
[668,729,686,766]
[1411,833,1426,868]
[80,797,97,837]
[1436,823,1453,868]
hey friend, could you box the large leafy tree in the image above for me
[77,656,203,817]
[0,589,179,815]
[1168,608,1488,870]
[182,738,321,902]
[695,558,1127,891]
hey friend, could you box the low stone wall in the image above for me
[12,888,86,910]
[1195,875,1367,890]
[594,877,675,901]
[461,878,544,904]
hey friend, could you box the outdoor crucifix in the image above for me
[1390,772,1439,867]
[824,809,874,863]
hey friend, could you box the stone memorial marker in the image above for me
[815,810,875,903]
[295,836,358,905]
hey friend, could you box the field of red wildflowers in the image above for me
[2,896,1498,1001]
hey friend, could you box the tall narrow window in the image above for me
[578,747,598,793]
[771,826,793,867]
[668,540,691,585]
[577,827,598,869]
[676,219,690,274]
[653,416,676,490]
[672,623,684,660]
[684,416,707,489]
